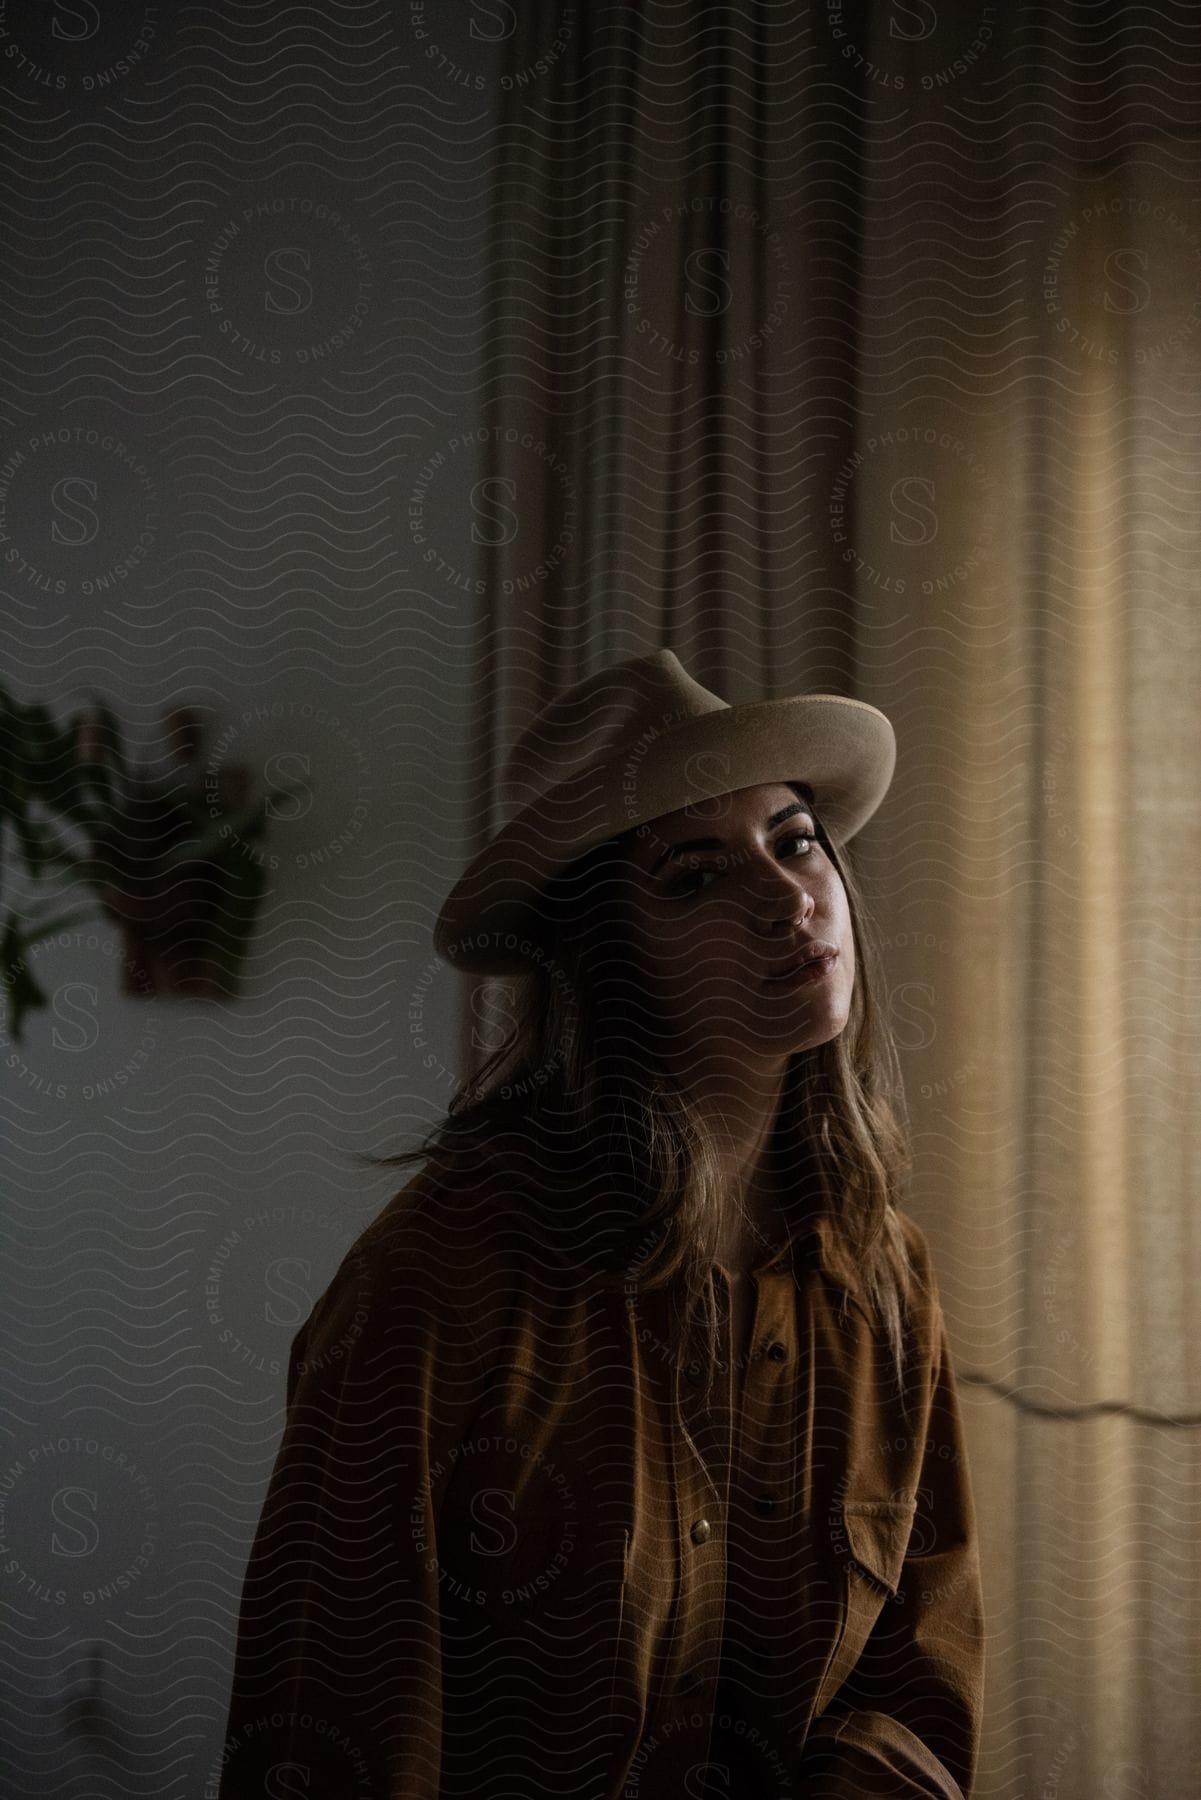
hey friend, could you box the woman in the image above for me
[216,650,985,1799]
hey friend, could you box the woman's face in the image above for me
[619,781,856,1061]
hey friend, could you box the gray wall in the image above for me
[0,8,502,1791]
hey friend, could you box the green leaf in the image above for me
[22,903,102,940]
[0,702,25,823]
[13,812,52,880]
[0,908,50,1046]
[13,815,85,882]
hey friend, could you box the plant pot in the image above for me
[98,859,252,1000]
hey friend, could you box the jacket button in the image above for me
[752,1493,777,1515]
[690,1517,712,1545]
[766,1341,787,1362]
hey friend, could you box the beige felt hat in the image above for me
[433,649,896,974]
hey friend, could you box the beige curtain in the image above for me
[465,8,1201,1796]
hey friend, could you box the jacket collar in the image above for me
[434,1149,871,1315]
[809,1212,871,1310]
[756,1211,870,1316]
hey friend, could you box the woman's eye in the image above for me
[666,831,816,898]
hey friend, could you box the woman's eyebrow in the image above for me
[649,801,813,872]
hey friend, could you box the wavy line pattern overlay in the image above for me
[1,5,1198,1799]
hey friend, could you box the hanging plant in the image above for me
[0,687,301,1043]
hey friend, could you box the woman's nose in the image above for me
[748,853,816,916]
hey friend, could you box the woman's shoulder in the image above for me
[891,1203,935,1277]
[889,1202,958,1350]
[304,1147,577,1352]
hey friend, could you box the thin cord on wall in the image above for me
[955,1366,1201,1428]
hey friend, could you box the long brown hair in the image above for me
[355,783,922,1454]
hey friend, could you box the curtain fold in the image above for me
[468,7,1201,1796]
[473,5,863,705]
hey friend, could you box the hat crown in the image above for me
[499,649,726,825]
[435,645,896,972]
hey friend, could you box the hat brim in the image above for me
[433,693,895,973]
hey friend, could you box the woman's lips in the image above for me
[764,947,839,988]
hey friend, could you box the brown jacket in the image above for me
[216,1158,985,1799]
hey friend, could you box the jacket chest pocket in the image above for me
[813,1496,915,1718]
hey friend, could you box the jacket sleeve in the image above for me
[214,1211,488,1800]
[799,1293,986,1799]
